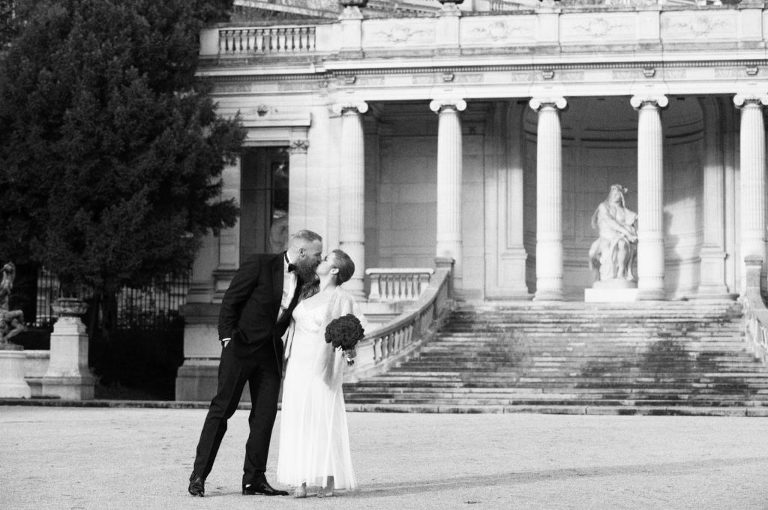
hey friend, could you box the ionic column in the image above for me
[698,98,729,298]
[334,101,368,298]
[631,94,668,300]
[734,93,768,294]
[529,97,567,301]
[430,98,466,290]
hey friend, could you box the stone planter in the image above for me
[0,344,31,398]
[42,297,94,400]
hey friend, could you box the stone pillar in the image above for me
[430,98,467,291]
[734,93,768,294]
[631,94,668,300]
[335,101,368,298]
[42,298,95,400]
[0,346,31,398]
[529,96,567,301]
[698,98,729,298]
[339,1,365,58]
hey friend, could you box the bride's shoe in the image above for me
[294,483,307,498]
[317,477,334,498]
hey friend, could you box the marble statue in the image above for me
[588,185,638,284]
[0,262,25,345]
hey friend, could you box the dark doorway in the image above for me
[240,147,290,259]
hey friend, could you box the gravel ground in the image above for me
[1,406,767,510]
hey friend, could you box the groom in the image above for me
[188,229,323,497]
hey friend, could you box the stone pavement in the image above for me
[2,406,768,510]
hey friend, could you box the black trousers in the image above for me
[191,341,281,486]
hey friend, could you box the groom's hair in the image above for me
[290,229,322,246]
[331,249,355,285]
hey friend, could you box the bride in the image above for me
[276,249,366,498]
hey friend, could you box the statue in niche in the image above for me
[0,262,25,345]
[588,185,638,286]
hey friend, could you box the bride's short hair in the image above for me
[331,249,355,286]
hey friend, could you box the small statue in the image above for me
[0,262,25,345]
[588,185,638,284]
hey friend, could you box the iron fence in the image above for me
[34,268,190,330]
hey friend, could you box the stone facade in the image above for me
[177,1,768,399]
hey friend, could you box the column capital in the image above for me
[430,98,467,114]
[332,101,369,115]
[630,94,668,110]
[734,93,768,109]
[528,97,567,112]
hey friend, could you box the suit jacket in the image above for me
[218,252,301,375]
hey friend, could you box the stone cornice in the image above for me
[198,59,768,82]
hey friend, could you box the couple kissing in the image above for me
[188,229,364,498]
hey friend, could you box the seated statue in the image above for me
[0,262,25,345]
[588,185,638,284]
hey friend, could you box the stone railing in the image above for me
[218,25,317,55]
[366,268,434,302]
[346,266,452,381]
[740,256,768,364]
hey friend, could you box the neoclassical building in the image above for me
[176,0,768,399]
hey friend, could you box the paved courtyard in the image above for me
[1,406,767,509]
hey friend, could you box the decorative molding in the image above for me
[464,20,533,44]
[529,97,567,111]
[542,69,555,80]
[289,139,309,154]
[630,94,669,110]
[568,17,632,39]
[372,24,433,45]
[442,72,455,83]
[429,98,467,114]
[643,67,656,78]
[746,66,759,77]
[661,13,734,39]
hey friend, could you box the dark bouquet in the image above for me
[325,313,365,366]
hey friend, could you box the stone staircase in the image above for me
[343,301,768,415]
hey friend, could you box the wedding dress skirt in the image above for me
[276,292,358,490]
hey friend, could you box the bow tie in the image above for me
[287,263,297,273]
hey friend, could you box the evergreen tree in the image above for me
[0,0,243,336]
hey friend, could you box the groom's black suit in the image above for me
[192,252,301,487]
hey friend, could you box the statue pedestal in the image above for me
[585,280,638,302]
[0,345,32,398]
[41,299,94,400]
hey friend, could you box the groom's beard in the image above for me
[294,258,318,283]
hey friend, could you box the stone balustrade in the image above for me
[740,256,768,364]
[346,267,451,382]
[366,268,434,302]
[218,25,317,55]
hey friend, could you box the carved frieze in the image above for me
[561,14,635,42]
[460,18,534,45]
[661,12,735,40]
[289,139,309,155]
[363,20,435,47]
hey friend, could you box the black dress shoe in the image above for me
[188,475,205,497]
[242,478,288,496]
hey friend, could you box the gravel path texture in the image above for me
[1,406,767,509]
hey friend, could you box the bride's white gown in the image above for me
[276,288,361,490]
